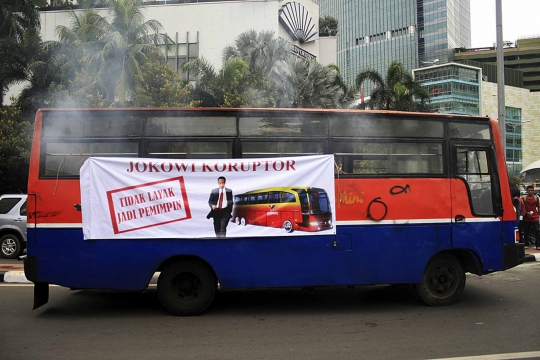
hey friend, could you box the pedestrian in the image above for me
[521,185,539,249]
[512,187,524,244]
[207,176,234,237]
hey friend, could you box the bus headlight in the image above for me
[311,221,319,226]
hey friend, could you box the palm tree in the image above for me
[223,30,289,76]
[327,63,358,108]
[182,56,267,107]
[355,61,430,112]
[0,0,40,106]
[0,0,40,41]
[91,0,165,104]
[272,57,343,108]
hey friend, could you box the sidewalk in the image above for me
[2,248,539,284]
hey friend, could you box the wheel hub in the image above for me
[173,273,201,298]
[2,239,16,255]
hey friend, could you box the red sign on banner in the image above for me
[106,177,191,234]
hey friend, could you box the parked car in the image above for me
[0,194,27,259]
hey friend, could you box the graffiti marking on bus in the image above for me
[390,184,411,195]
[338,189,365,207]
[367,197,388,221]
[31,211,61,220]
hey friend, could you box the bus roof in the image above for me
[36,107,493,122]
[238,187,326,195]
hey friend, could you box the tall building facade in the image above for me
[455,37,540,92]
[313,0,471,87]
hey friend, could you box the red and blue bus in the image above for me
[232,186,332,232]
[24,108,524,315]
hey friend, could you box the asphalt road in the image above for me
[1,262,540,360]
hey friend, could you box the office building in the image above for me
[313,0,471,87]
[413,62,540,175]
[454,36,540,92]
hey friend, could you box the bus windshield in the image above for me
[297,189,331,214]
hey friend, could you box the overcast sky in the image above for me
[471,0,540,48]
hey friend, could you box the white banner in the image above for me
[80,155,336,239]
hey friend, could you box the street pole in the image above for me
[496,0,506,157]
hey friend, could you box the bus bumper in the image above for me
[24,256,49,310]
[504,243,525,270]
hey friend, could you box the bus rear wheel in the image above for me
[283,220,293,233]
[415,253,465,306]
[157,259,217,316]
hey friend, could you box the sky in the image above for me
[471,0,540,48]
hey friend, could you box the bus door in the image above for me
[450,144,503,254]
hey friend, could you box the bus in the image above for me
[24,108,524,316]
[232,187,333,232]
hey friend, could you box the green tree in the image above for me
[222,30,289,106]
[355,61,430,112]
[131,57,193,107]
[0,105,33,194]
[0,0,41,106]
[327,63,358,108]
[46,58,107,108]
[183,56,267,107]
[319,16,338,36]
[93,0,165,105]
[223,30,289,76]
[272,57,343,108]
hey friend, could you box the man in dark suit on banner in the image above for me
[207,176,234,237]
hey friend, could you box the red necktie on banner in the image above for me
[218,190,223,209]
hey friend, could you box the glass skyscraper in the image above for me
[313,0,471,87]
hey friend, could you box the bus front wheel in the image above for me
[283,220,293,233]
[415,254,465,306]
[157,259,217,316]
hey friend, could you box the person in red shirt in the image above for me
[521,185,539,248]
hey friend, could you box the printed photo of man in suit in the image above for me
[207,176,234,237]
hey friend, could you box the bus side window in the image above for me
[257,193,269,204]
[269,192,281,203]
[281,192,296,203]
[456,148,494,215]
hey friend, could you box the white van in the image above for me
[0,194,27,259]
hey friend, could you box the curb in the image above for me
[0,271,30,283]
[524,253,540,262]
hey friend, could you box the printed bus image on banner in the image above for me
[80,155,336,239]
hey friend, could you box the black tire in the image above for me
[157,259,217,316]
[0,234,22,259]
[415,254,465,306]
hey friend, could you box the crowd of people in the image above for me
[512,185,540,249]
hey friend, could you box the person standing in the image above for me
[521,185,539,248]
[512,188,524,243]
[207,176,234,237]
